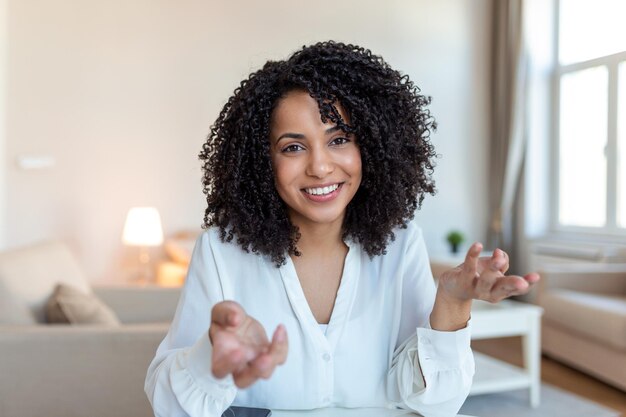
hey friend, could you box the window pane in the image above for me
[618,62,626,227]
[559,67,607,227]
[559,0,626,65]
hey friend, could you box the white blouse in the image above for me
[145,221,474,417]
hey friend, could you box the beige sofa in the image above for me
[0,241,180,417]
[538,263,626,391]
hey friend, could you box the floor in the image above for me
[472,337,626,415]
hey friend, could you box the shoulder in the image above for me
[387,218,425,254]
[196,227,225,248]
[399,218,424,240]
[186,228,274,296]
[195,227,242,254]
[194,227,273,266]
[360,218,427,270]
[383,219,430,275]
[351,218,425,260]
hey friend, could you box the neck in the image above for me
[292,219,346,255]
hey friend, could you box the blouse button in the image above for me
[322,353,331,362]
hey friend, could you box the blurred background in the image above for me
[2,0,625,284]
[0,0,492,282]
[2,1,626,416]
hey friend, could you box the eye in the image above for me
[330,136,351,146]
[281,143,305,153]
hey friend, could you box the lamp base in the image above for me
[129,246,154,285]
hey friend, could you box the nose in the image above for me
[306,146,334,178]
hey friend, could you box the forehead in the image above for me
[270,90,349,133]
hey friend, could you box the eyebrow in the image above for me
[275,126,342,143]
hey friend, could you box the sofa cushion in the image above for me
[46,283,120,325]
[541,289,626,350]
[0,284,37,325]
[0,241,91,323]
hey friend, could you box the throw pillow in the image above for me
[45,283,121,325]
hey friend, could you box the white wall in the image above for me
[0,0,7,249]
[4,0,491,282]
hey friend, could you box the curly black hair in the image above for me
[199,41,437,266]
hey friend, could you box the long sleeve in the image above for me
[144,232,237,417]
[386,222,475,417]
[387,322,474,417]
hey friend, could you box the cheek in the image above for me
[271,165,291,205]
[347,150,362,178]
[272,158,298,191]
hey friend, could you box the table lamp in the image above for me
[122,207,164,284]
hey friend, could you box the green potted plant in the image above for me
[446,230,465,254]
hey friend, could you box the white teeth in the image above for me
[305,183,340,196]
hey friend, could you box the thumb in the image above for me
[211,300,246,328]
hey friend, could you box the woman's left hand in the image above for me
[437,242,540,304]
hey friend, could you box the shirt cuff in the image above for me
[416,319,472,373]
[186,332,236,391]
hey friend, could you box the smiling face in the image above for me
[269,90,362,231]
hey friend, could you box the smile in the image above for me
[303,183,342,196]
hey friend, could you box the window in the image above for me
[553,0,626,234]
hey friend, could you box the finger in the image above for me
[234,325,289,384]
[211,329,266,376]
[498,249,510,273]
[269,325,289,365]
[474,266,503,298]
[489,248,509,273]
[211,338,246,378]
[232,357,271,388]
[478,249,507,273]
[232,366,258,388]
[489,276,530,301]
[524,272,541,285]
[247,325,289,381]
[211,301,245,328]
[477,255,505,276]
[252,353,276,379]
[509,273,541,295]
[462,242,483,276]
[212,329,263,377]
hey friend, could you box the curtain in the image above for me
[487,0,529,267]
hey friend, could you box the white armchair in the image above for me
[0,241,180,417]
[537,263,626,391]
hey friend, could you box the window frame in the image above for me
[550,0,626,237]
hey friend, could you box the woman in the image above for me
[145,41,539,417]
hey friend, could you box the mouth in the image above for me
[302,182,343,196]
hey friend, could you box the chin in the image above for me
[290,209,346,227]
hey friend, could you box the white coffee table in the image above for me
[469,299,543,407]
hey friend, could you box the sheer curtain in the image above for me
[487,0,529,270]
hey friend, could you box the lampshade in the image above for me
[122,207,164,246]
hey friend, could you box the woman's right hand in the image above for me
[208,301,288,388]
